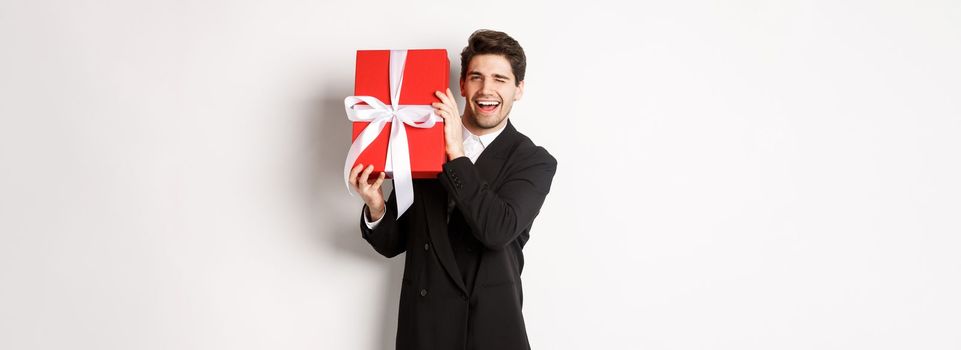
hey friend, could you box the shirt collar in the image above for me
[462,122,506,148]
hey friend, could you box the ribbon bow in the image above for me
[343,50,443,218]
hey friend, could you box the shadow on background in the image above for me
[304,55,462,349]
[305,79,404,350]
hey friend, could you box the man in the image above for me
[348,29,557,350]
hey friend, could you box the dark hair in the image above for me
[460,29,526,86]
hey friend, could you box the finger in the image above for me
[434,108,449,120]
[349,163,364,188]
[443,110,459,125]
[446,88,459,111]
[434,91,459,118]
[441,109,457,123]
[372,171,386,188]
[434,90,452,106]
[358,164,374,190]
[445,88,457,103]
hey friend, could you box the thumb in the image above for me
[372,171,386,189]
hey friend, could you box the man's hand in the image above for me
[433,88,465,160]
[349,163,386,221]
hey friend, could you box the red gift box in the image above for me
[349,49,449,179]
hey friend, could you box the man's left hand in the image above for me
[433,88,465,160]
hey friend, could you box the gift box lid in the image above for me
[354,49,450,106]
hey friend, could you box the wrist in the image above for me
[366,204,385,221]
[448,148,465,160]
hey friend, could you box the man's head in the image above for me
[459,29,526,134]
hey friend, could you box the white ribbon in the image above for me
[344,50,443,218]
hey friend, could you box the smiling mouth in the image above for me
[475,100,501,114]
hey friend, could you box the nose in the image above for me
[479,80,496,95]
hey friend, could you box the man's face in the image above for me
[460,54,525,133]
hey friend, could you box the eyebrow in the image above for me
[468,71,512,80]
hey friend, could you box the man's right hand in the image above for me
[349,163,387,221]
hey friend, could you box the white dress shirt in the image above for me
[364,123,506,228]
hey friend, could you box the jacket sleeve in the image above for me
[359,189,409,258]
[439,149,558,250]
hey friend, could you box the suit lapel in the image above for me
[424,182,467,294]
[473,120,518,182]
[424,120,521,296]
[463,121,523,294]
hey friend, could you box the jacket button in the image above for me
[420,289,428,297]
[424,243,430,251]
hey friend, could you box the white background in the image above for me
[2,0,959,349]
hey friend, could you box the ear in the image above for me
[514,80,525,101]
[459,77,466,97]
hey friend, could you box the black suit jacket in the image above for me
[360,120,557,350]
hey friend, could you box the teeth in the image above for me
[477,101,500,107]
